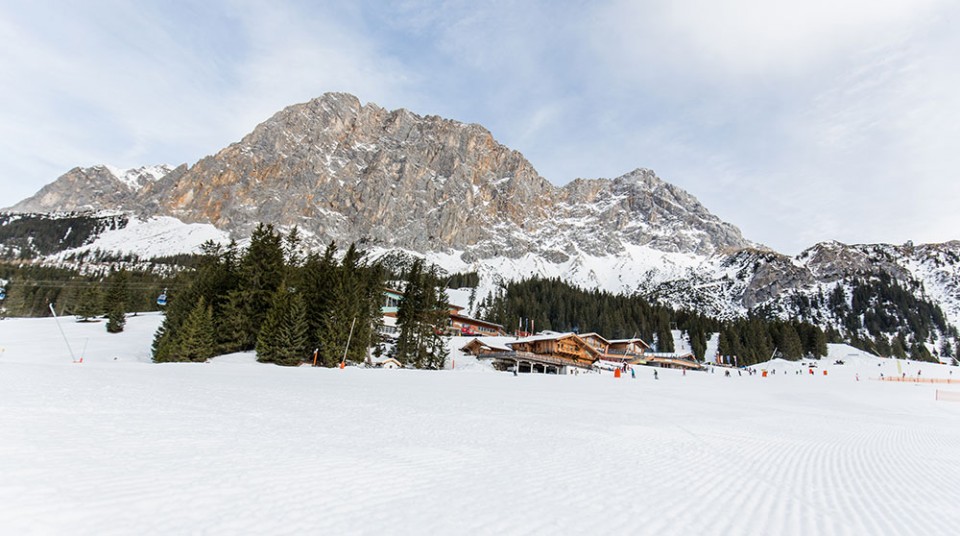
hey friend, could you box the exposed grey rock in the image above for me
[9,93,753,262]
[7,165,174,213]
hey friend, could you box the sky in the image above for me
[1,0,958,254]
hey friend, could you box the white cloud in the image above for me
[0,1,411,206]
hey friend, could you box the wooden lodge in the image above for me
[447,309,506,337]
[579,332,611,355]
[606,338,651,359]
[461,333,601,374]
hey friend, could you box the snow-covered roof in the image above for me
[645,352,695,359]
[459,337,513,352]
[508,332,578,345]
[608,338,649,345]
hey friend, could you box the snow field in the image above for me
[2,315,960,535]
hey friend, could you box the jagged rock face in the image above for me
[142,93,751,258]
[12,93,749,261]
[559,170,749,256]
[144,93,559,255]
[8,165,172,213]
[720,249,814,309]
[798,241,912,282]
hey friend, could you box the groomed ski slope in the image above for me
[2,314,960,535]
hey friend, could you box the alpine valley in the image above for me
[3,93,959,358]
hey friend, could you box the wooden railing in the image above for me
[479,351,592,368]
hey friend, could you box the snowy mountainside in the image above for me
[51,216,230,260]
[0,211,131,259]
[5,164,175,213]
[103,164,174,191]
[641,241,960,352]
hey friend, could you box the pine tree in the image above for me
[301,243,338,359]
[420,265,451,369]
[257,286,310,366]
[395,259,449,368]
[105,269,129,333]
[812,327,829,357]
[230,223,285,350]
[73,284,102,322]
[655,312,674,352]
[218,289,252,353]
[780,324,804,360]
[168,297,215,362]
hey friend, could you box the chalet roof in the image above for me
[645,352,695,359]
[449,313,504,329]
[507,332,601,358]
[608,338,651,347]
[459,337,513,353]
[579,332,611,344]
[508,332,577,345]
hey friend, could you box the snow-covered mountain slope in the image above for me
[102,164,173,191]
[5,164,175,213]
[52,215,230,260]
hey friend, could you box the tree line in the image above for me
[783,274,957,362]
[151,224,451,368]
[481,276,830,365]
[0,262,169,320]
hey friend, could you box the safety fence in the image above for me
[879,376,959,385]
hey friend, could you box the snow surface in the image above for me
[55,216,231,259]
[2,315,960,535]
[103,164,172,191]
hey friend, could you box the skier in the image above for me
[654,370,658,380]
[630,367,635,379]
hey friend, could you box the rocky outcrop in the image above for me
[8,165,173,213]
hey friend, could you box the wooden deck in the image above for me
[477,350,594,370]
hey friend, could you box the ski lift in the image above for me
[156,288,167,306]
[0,287,5,301]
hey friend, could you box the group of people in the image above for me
[613,362,659,380]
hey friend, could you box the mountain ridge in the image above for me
[4,92,958,357]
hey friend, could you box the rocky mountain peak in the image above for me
[6,164,175,213]
[10,92,753,262]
